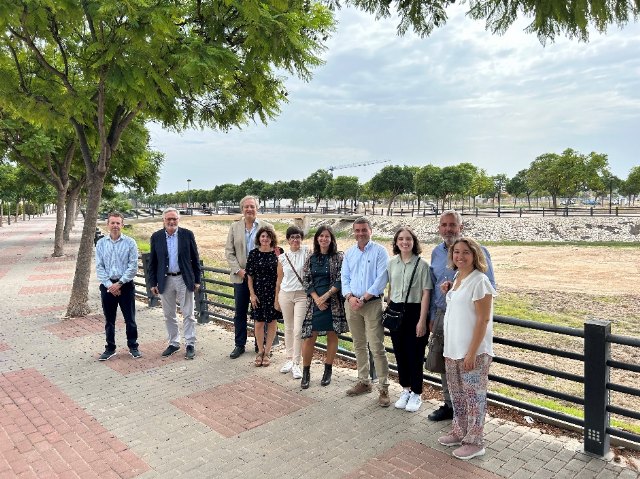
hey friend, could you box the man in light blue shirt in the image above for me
[341,217,391,406]
[428,210,495,421]
[95,212,140,361]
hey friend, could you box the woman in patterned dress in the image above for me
[246,226,283,367]
[299,225,348,389]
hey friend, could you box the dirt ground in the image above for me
[129,214,640,453]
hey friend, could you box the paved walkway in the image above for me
[0,215,638,479]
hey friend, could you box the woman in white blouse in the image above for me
[275,226,309,379]
[437,238,497,461]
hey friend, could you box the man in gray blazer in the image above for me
[225,196,271,358]
[149,207,201,359]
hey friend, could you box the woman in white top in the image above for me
[437,238,497,461]
[275,226,309,379]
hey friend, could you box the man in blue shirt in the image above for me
[428,210,496,421]
[95,212,140,360]
[341,217,391,407]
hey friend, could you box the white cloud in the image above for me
[151,5,640,192]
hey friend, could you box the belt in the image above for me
[166,272,182,276]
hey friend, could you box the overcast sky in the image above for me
[149,5,640,194]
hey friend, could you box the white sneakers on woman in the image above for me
[291,363,303,379]
[280,360,294,373]
[394,390,422,412]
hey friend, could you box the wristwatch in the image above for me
[117,280,124,285]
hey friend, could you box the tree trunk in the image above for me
[66,172,106,317]
[63,185,81,241]
[52,188,66,257]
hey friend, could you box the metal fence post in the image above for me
[196,260,209,323]
[141,253,161,307]
[368,346,377,381]
[583,319,611,456]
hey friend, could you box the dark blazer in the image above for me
[149,227,201,293]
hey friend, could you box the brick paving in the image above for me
[0,215,638,479]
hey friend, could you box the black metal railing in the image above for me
[135,255,640,456]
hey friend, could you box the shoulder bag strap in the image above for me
[403,257,421,305]
[284,253,304,286]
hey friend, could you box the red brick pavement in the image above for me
[19,284,72,295]
[34,264,75,272]
[40,255,76,263]
[343,440,502,479]
[19,305,67,317]
[101,340,184,375]
[44,314,106,339]
[0,369,150,478]
[27,273,73,281]
[172,375,315,438]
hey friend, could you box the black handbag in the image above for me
[382,258,420,332]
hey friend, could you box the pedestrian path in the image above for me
[0,215,638,478]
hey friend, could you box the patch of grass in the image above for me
[492,386,640,434]
[135,239,150,254]
[494,294,584,328]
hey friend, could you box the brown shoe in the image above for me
[346,381,372,396]
[378,390,391,407]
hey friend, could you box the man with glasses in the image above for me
[149,207,202,359]
[225,195,272,359]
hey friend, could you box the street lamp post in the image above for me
[187,179,191,215]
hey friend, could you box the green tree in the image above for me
[622,166,640,205]
[332,175,359,209]
[303,169,333,211]
[369,165,414,215]
[335,0,638,42]
[414,164,443,208]
[0,1,333,316]
[528,149,610,208]
[507,169,535,208]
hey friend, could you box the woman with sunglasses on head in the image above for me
[246,226,283,367]
[299,225,347,389]
[274,226,310,380]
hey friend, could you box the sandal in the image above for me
[255,353,264,367]
[262,353,271,367]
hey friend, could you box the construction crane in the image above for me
[327,158,390,172]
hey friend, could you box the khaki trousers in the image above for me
[346,299,389,390]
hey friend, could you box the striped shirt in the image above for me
[166,228,179,273]
[95,233,138,287]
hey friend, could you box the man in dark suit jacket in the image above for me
[149,207,201,359]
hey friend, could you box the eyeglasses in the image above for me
[288,235,302,240]
[165,217,179,221]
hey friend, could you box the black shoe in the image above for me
[428,403,454,421]
[320,364,332,386]
[301,366,311,389]
[98,350,116,361]
[230,346,245,359]
[185,345,195,360]
[161,345,180,357]
[129,348,142,359]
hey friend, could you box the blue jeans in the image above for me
[100,282,138,351]
[233,280,250,348]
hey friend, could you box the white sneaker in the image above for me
[405,392,423,413]
[394,390,411,409]
[291,363,303,379]
[280,360,294,373]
